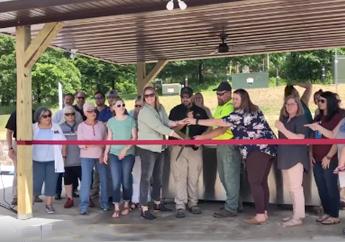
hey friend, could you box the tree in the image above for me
[0,35,16,104]
[30,49,81,104]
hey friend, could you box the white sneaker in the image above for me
[45,205,55,214]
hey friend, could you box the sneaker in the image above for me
[64,198,74,208]
[34,196,43,203]
[45,205,55,214]
[141,210,156,220]
[153,203,172,212]
[80,211,88,215]
[188,206,202,214]
[176,209,186,218]
[213,209,237,218]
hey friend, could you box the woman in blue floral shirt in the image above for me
[187,89,277,225]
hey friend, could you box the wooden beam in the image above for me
[144,60,168,84]
[16,25,33,219]
[25,22,64,70]
[136,61,146,95]
[15,22,63,219]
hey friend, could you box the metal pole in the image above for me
[334,49,338,94]
[58,82,63,109]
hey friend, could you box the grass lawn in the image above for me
[0,83,344,140]
[0,114,9,139]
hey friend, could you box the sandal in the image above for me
[282,218,303,228]
[321,217,340,225]
[112,209,120,218]
[121,206,130,216]
[316,214,329,223]
[130,203,138,211]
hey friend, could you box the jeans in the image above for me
[138,148,164,205]
[109,154,135,203]
[80,158,109,213]
[313,160,340,218]
[33,161,59,197]
[217,145,242,213]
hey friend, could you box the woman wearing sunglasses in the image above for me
[305,91,342,225]
[32,107,66,214]
[77,103,108,215]
[60,106,81,209]
[137,86,183,220]
[103,97,136,219]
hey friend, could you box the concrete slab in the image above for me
[0,200,344,241]
[1,174,345,241]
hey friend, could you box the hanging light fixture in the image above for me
[166,0,174,11]
[166,0,187,11]
[178,0,187,10]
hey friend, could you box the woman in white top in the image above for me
[32,107,65,214]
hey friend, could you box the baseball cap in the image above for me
[213,81,232,92]
[180,86,193,97]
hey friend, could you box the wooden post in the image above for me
[144,60,168,84]
[136,60,168,95]
[136,61,146,95]
[15,22,63,219]
[16,25,33,219]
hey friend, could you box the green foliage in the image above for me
[3,32,345,111]
[74,56,136,96]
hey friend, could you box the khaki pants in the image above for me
[339,172,345,202]
[171,146,202,210]
[282,163,305,219]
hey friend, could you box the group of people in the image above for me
[5,81,345,228]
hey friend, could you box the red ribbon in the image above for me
[15,139,345,145]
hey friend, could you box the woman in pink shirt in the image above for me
[77,103,108,215]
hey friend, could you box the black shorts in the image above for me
[64,166,82,185]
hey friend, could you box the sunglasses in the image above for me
[116,104,125,108]
[216,92,227,96]
[144,93,155,98]
[64,113,75,116]
[94,96,104,100]
[86,109,96,113]
[318,99,326,104]
[135,104,142,108]
[41,114,51,119]
[77,96,85,99]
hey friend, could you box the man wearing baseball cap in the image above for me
[168,86,209,218]
[203,81,242,218]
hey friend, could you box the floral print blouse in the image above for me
[223,109,277,159]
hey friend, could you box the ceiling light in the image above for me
[178,0,187,10]
[166,0,187,11]
[166,0,174,11]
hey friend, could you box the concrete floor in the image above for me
[1,175,345,241]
